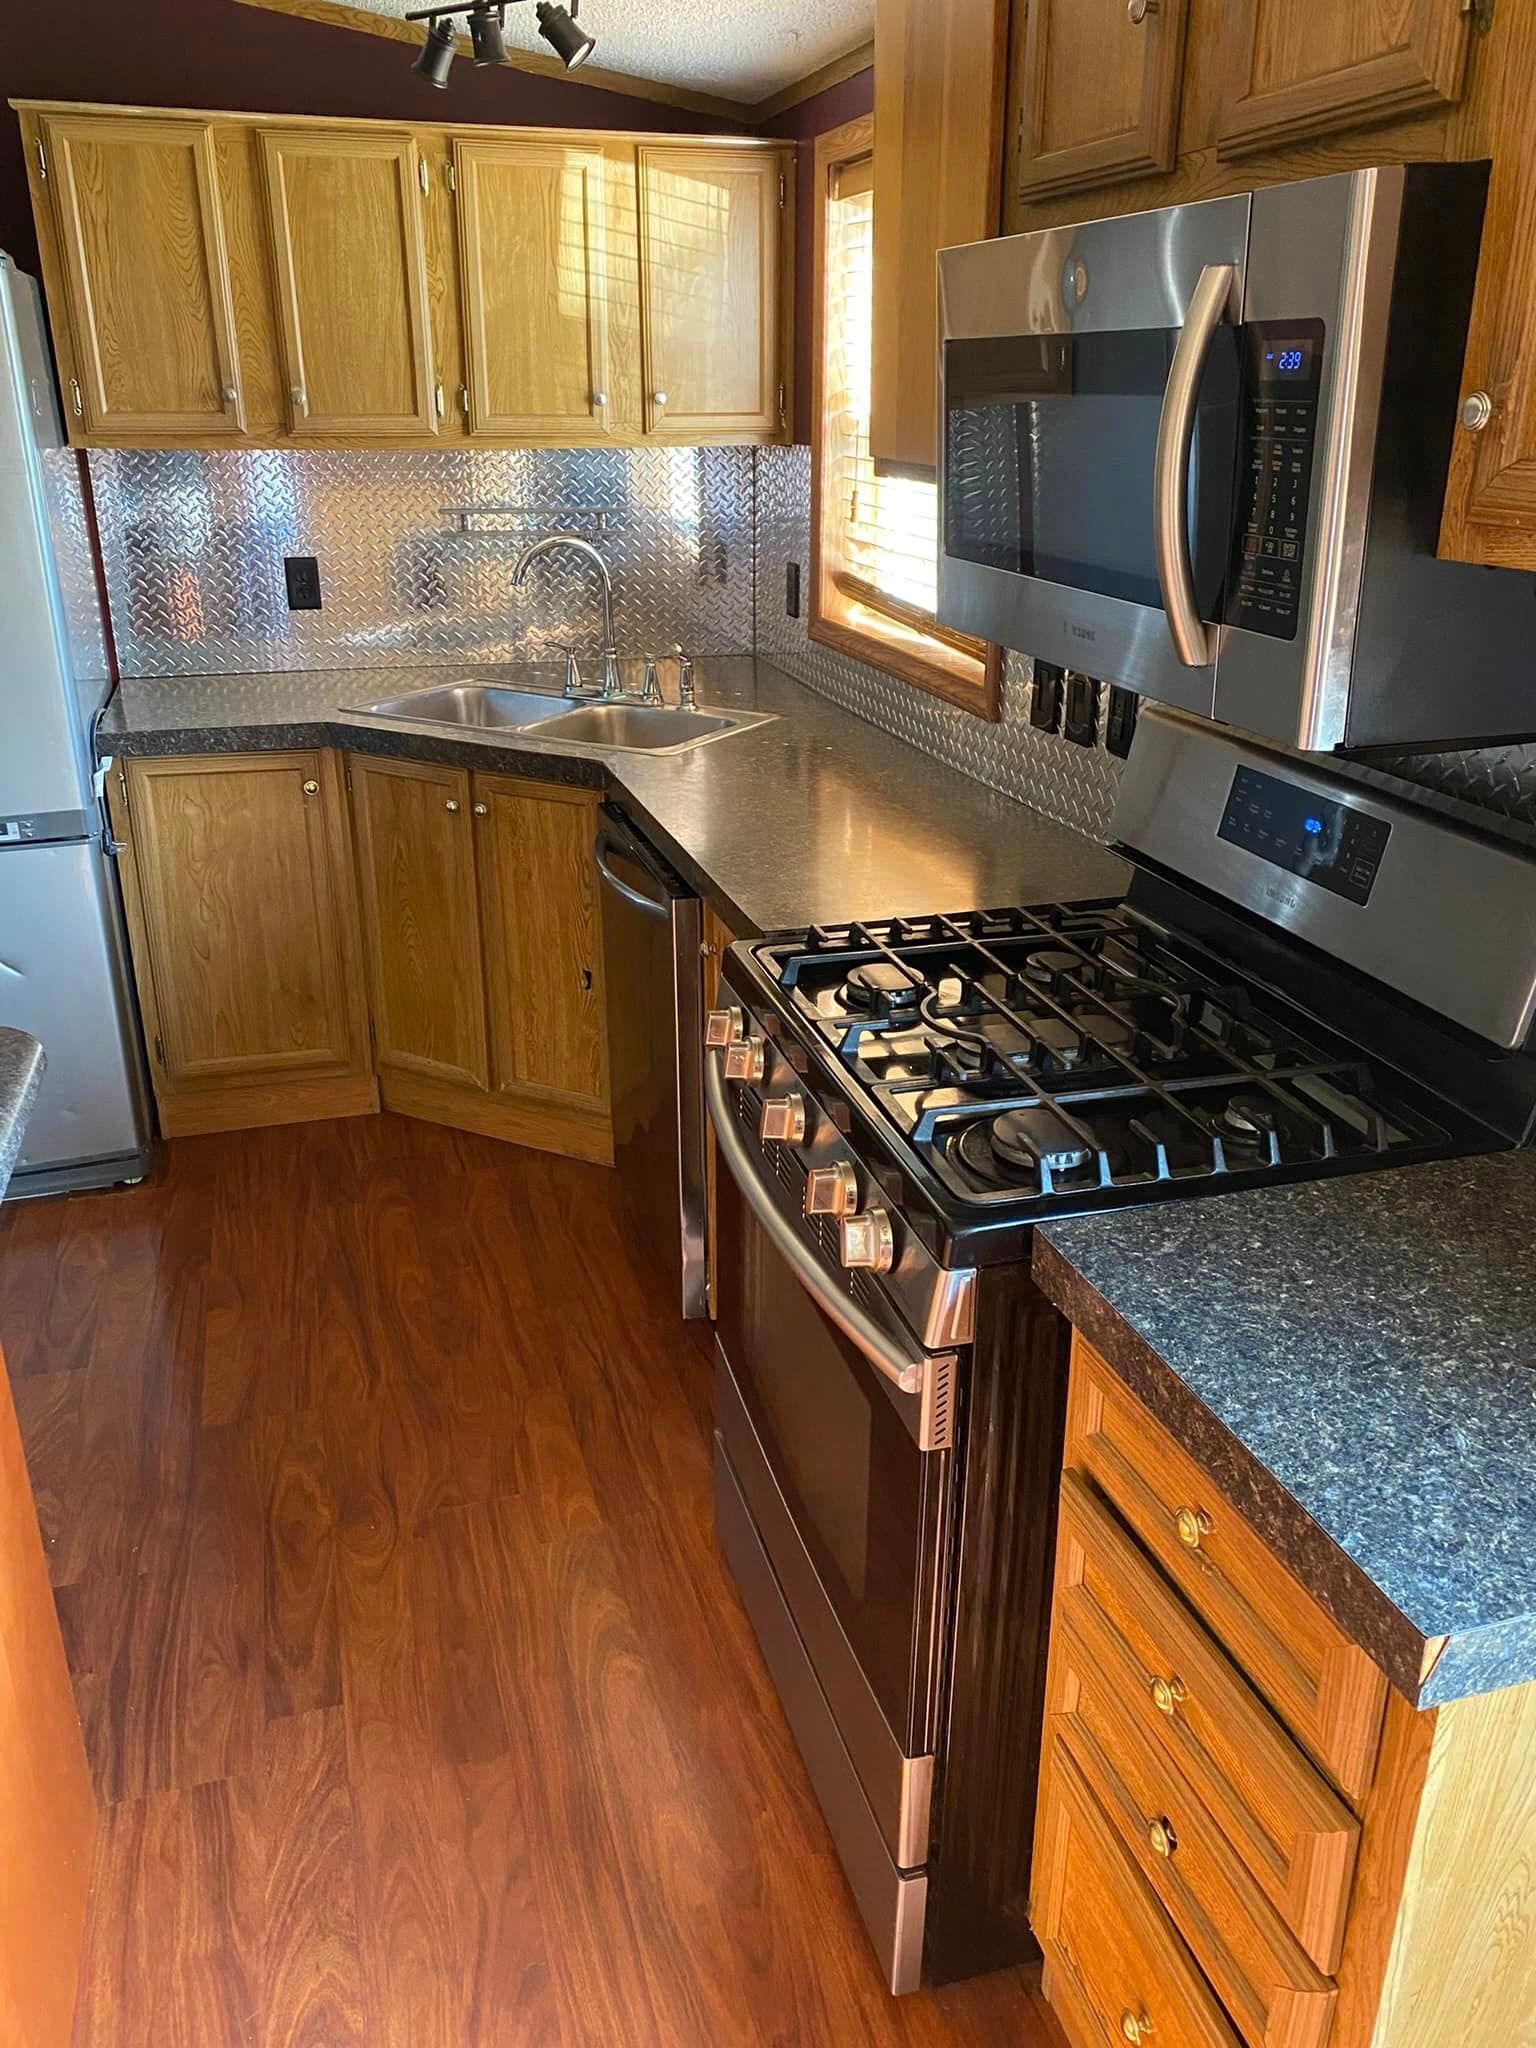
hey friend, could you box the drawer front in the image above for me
[1057,1471,1359,1975]
[1048,1613,1337,2048]
[1036,1741,1240,2048]
[1068,1339,1387,1804]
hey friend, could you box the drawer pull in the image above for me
[1147,1816,1178,1858]
[1150,1675,1187,1718]
[1120,2009,1154,2044]
[1175,1505,1213,1550]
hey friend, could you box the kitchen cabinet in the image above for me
[1012,0,1189,201]
[106,751,376,1137]
[349,755,611,1163]
[637,144,788,441]
[32,113,244,439]
[1032,1329,1536,2048]
[259,127,439,439]
[871,0,1008,474]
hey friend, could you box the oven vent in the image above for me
[921,1351,956,1454]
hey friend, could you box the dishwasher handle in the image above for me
[705,1050,946,1403]
[595,828,669,921]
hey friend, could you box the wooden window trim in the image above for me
[808,115,1001,722]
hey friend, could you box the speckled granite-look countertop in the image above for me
[98,658,1130,934]
[1034,1150,1536,1709]
[0,1031,45,1201]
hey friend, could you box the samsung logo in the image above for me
[1262,881,1305,917]
[1067,622,1096,642]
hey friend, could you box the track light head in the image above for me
[412,15,458,86]
[535,1,596,69]
[408,0,596,87]
[467,3,507,65]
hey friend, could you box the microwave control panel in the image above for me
[1225,320,1326,642]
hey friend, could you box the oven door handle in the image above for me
[1153,261,1237,670]
[705,1050,943,1402]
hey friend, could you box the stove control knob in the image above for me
[723,1034,767,1083]
[759,1091,806,1145]
[840,1208,895,1275]
[705,1006,745,1049]
[805,1161,858,1218]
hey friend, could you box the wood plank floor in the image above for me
[1,1115,1062,2048]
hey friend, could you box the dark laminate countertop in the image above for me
[0,1031,45,1201]
[98,658,1129,935]
[1034,1150,1536,1709]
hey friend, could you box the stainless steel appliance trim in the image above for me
[705,1049,954,1420]
[714,1436,929,1996]
[594,830,668,920]
[671,892,708,1322]
[715,1349,936,1869]
[1153,263,1237,669]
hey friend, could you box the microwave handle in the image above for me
[1154,262,1238,668]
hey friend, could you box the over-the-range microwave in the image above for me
[937,163,1536,754]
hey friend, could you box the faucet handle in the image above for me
[675,643,697,709]
[559,643,583,698]
[640,657,664,706]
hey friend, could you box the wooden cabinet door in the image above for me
[472,776,606,1109]
[259,129,438,439]
[1218,0,1471,157]
[349,755,488,1091]
[38,114,244,439]
[121,752,367,1088]
[872,0,1008,474]
[1013,0,1188,202]
[637,145,786,440]
[455,136,632,441]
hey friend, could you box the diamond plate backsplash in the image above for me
[89,445,755,677]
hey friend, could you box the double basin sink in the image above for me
[348,674,774,756]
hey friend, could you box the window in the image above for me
[810,117,998,719]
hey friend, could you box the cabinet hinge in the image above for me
[69,377,83,418]
[778,171,786,208]
[418,156,430,196]
[446,160,457,193]
[34,137,47,181]
[116,768,130,811]
[458,385,470,415]
[778,381,787,431]
[434,382,445,418]
[1461,0,1494,29]
[153,1033,165,1068]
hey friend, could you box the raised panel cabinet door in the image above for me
[39,114,244,439]
[473,775,606,1107]
[637,145,785,440]
[455,136,626,441]
[124,752,366,1085]
[1013,0,1188,202]
[1218,0,1472,157]
[350,755,489,1091]
[259,129,438,438]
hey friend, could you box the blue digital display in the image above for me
[1259,338,1315,384]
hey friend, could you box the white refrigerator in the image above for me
[0,255,150,1196]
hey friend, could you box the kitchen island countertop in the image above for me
[1034,1149,1536,1708]
[0,1031,45,1201]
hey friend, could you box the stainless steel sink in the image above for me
[533,703,742,750]
[351,681,573,730]
[348,678,773,754]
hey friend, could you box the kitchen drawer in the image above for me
[1048,1613,1336,2048]
[1068,1338,1387,1804]
[1056,1471,1359,1975]
[1035,1741,1240,2048]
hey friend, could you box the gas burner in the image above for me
[1023,948,1082,984]
[845,961,924,1019]
[991,1105,1095,1175]
[1218,1095,1279,1140]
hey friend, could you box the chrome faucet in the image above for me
[512,534,623,700]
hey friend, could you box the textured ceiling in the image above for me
[348,0,875,102]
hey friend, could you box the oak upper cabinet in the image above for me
[35,113,245,439]
[637,144,788,440]
[454,136,635,442]
[259,127,439,439]
[107,752,375,1136]
[1217,0,1473,157]
[1013,0,1189,202]
[872,0,1008,475]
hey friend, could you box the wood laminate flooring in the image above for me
[0,1115,1061,2048]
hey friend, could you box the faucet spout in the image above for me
[511,533,622,698]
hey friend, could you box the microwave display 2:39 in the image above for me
[1225,319,1326,644]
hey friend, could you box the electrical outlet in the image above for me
[1064,671,1102,747]
[284,555,322,610]
[785,560,802,619]
[1030,660,1064,733]
[1105,685,1140,759]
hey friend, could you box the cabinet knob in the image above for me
[1150,1675,1187,1718]
[222,384,239,405]
[1460,389,1494,432]
[291,386,309,418]
[1147,1817,1177,1858]
[1120,2011,1154,2044]
[301,779,319,795]
[444,799,460,813]
[1175,1505,1212,1550]
[652,390,669,407]
[1127,0,1157,17]
[473,802,488,816]
[592,390,609,407]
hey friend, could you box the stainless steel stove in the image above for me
[704,706,1536,1996]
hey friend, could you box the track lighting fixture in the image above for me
[406,0,596,86]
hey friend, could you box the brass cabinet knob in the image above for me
[1120,2010,1154,2044]
[473,802,488,816]
[1460,389,1494,432]
[1175,1505,1212,1550]
[1147,1817,1177,1858]
[444,799,460,813]
[1150,1674,1187,1718]
[301,779,319,795]
[805,1161,858,1218]
[705,1006,744,1048]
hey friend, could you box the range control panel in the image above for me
[1225,320,1326,642]
[1218,765,1391,907]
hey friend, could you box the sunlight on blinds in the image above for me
[823,166,939,615]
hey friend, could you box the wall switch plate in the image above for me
[1064,672,1102,747]
[785,560,802,619]
[1105,685,1140,759]
[284,555,322,610]
[1030,660,1065,733]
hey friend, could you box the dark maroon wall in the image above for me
[2,0,744,274]
[759,68,873,445]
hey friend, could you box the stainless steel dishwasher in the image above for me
[594,805,708,1319]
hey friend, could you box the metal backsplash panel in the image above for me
[90,445,755,678]
[753,444,1126,843]
[41,448,110,692]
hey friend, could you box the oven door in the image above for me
[938,194,1251,715]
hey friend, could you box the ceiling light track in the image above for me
[407,0,596,86]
